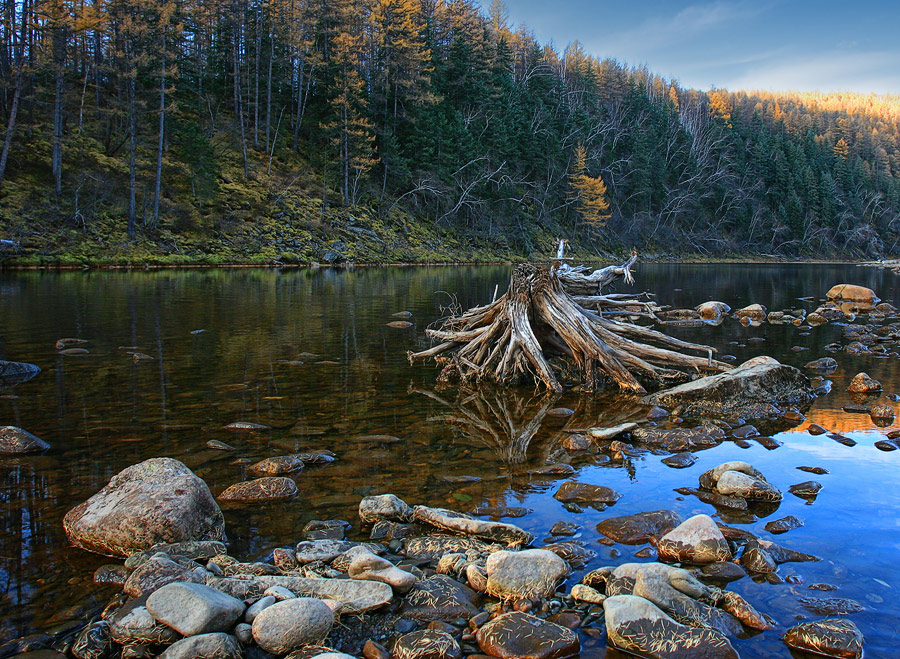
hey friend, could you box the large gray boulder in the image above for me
[63,458,225,557]
[643,357,813,418]
[147,582,245,636]
[604,595,739,658]
[251,598,333,655]
[359,494,413,524]
[485,549,569,600]
[0,426,50,454]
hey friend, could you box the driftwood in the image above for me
[409,261,729,394]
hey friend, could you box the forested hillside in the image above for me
[0,0,898,265]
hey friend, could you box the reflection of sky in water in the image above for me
[2,263,900,655]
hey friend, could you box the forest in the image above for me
[0,0,898,265]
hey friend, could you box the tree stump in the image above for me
[409,262,728,394]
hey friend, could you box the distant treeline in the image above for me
[0,0,898,260]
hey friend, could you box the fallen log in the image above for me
[409,262,729,394]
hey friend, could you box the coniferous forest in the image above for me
[0,0,898,264]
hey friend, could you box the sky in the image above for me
[478,0,900,94]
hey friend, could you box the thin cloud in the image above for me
[729,50,900,94]
[589,1,769,57]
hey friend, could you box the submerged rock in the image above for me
[657,514,732,564]
[596,511,684,545]
[0,426,50,454]
[477,612,578,659]
[784,618,863,658]
[643,357,814,419]
[805,357,838,372]
[217,477,297,502]
[604,595,738,659]
[631,425,723,451]
[485,549,569,600]
[553,481,621,506]
[63,458,225,557]
[247,455,306,476]
[0,359,41,386]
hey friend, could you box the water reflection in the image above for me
[1,264,900,655]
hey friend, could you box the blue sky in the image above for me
[479,0,900,94]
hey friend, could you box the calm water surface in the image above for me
[1,263,899,657]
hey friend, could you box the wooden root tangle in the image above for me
[409,259,729,394]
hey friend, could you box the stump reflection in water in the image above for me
[414,384,645,465]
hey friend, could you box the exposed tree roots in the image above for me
[409,261,729,394]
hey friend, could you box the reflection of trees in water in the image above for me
[414,385,645,465]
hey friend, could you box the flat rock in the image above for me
[217,477,297,502]
[661,452,696,469]
[799,597,865,615]
[207,576,392,613]
[553,481,621,506]
[643,357,813,419]
[63,458,225,557]
[485,549,569,600]
[403,536,498,561]
[251,598,334,654]
[158,633,242,659]
[295,539,350,564]
[476,612,579,659]
[604,595,738,659]
[596,511,684,545]
[393,630,460,659]
[412,506,533,546]
[0,426,50,454]
[402,575,480,621]
[147,582,245,636]
[630,426,723,451]
[657,514,732,564]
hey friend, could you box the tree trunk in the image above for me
[126,38,136,238]
[51,24,66,195]
[232,0,248,179]
[152,33,165,226]
[0,0,27,188]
